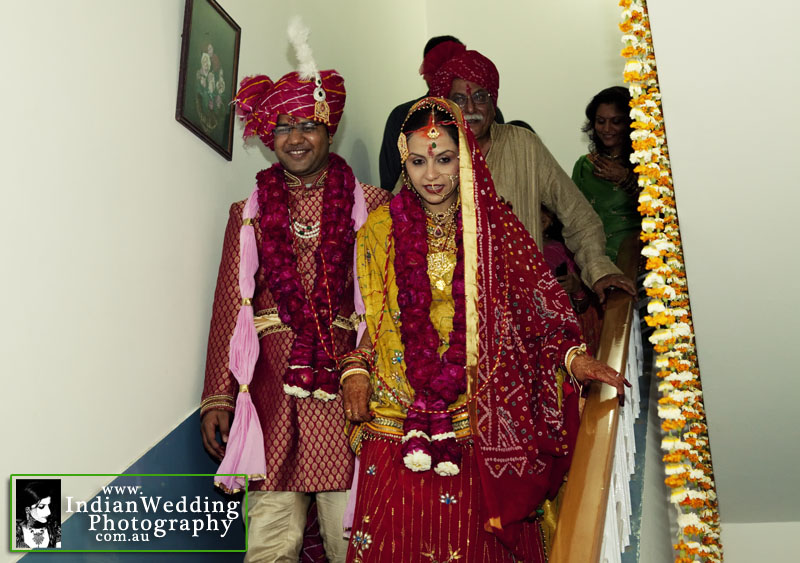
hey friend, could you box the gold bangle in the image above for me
[565,343,587,379]
[340,367,370,386]
[340,357,368,369]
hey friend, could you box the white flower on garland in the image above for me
[658,381,677,393]
[283,383,311,399]
[684,541,705,552]
[667,258,684,270]
[642,218,658,232]
[434,462,459,476]
[679,410,701,425]
[658,404,683,420]
[669,307,688,319]
[652,238,678,253]
[668,389,702,403]
[677,513,703,529]
[630,107,656,125]
[672,340,691,352]
[670,487,708,504]
[312,389,337,402]
[650,328,672,344]
[404,450,432,472]
[690,469,711,483]
[401,429,430,443]
[661,437,691,451]
[673,322,692,337]
[661,286,677,300]
[665,463,691,475]
[643,272,665,288]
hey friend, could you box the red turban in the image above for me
[233,69,346,150]
[420,41,466,86]
[427,49,499,106]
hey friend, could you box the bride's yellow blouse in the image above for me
[354,204,469,442]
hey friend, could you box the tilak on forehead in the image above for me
[397,108,457,162]
[424,112,440,156]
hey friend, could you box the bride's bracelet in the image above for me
[340,366,370,387]
[564,343,588,379]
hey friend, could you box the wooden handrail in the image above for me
[550,235,640,563]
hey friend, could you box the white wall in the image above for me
[647,0,800,530]
[721,522,800,563]
[1,0,247,548]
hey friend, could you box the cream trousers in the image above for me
[243,490,349,563]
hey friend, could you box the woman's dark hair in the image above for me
[16,481,54,521]
[541,204,564,243]
[581,86,633,163]
[402,106,459,147]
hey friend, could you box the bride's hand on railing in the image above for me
[571,354,631,406]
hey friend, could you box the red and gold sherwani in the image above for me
[201,170,389,492]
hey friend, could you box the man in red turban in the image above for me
[428,47,635,300]
[200,20,389,563]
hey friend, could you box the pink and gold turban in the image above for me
[427,49,499,106]
[233,70,346,150]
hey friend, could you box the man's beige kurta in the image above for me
[485,122,622,287]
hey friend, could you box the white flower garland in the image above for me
[620,1,723,561]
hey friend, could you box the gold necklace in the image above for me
[426,220,456,291]
[423,197,459,226]
[426,213,456,239]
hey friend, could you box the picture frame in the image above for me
[176,0,241,161]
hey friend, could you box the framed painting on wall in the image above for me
[176,0,241,160]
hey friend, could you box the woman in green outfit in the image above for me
[572,86,640,262]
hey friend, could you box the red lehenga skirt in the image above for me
[346,433,547,563]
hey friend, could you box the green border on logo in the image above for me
[10,473,248,553]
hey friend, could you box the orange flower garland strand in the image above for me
[620,1,723,561]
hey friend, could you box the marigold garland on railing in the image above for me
[619,1,723,561]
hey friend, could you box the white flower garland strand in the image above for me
[620,1,723,561]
